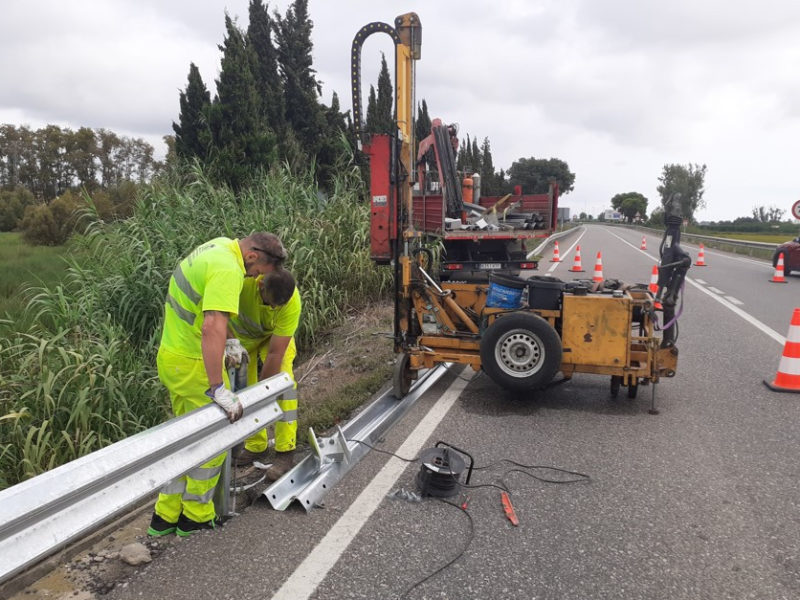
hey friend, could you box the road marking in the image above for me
[271,369,474,600]
[725,296,744,305]
[694,278,707,285]
[545,228,586,274]
[707,286,725,294]
[607,229,785,345]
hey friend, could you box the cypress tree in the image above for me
[274,0,325,158]
[247,0,285,135]
[173,63,211,161]
[471,137,481,175]
[365,85,378,133]
[479,137,496,195]
[208,14,277,191]
[375,53,393,134]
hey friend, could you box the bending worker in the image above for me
[228,267,301,481]
[147,232,287,537]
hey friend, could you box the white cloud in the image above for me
[1,0,799,221]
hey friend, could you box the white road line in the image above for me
[271,369,474,600]
[545,228,587,274]
[725,296,744,305]
[606,229,785,346]
[694,278,707,285]
[707,287,725,294]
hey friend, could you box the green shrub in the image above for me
[20,190,87,246]
[0,188,35,231]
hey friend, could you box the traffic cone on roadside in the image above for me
[770,253,788,283]
[592,252,604,283]
[764,308,800,393]
[640,236,647,250]
[570,245,585,272]
[648,265,662,309]
[694,244,707,266]
[551,241,561,262]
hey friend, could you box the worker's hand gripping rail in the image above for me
[0,373,293,586]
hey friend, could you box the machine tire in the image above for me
[480,312,562,392]
[392,353,414,399]
[610,375,622,398]
[627,380,639,399]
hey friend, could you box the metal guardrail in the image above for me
[265,365,448,511]
[0,373,294,585]
[535,223,784,260]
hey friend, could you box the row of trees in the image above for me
[173,0,348,191]
[0,125,160,202]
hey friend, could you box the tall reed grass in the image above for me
[0,160,390,488]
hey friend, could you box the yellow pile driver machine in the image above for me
[351,13,683,411]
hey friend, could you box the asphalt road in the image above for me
[108,225,800,600]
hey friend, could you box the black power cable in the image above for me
[347,438,591,598]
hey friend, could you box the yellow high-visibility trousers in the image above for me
[243,337,297,453]
[153,347,230,524]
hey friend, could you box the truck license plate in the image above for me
[479,263,502,269]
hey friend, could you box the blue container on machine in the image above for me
[485,274,525,309]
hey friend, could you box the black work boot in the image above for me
[147,512,177,537]
[176,513,220,537]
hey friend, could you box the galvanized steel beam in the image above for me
[0,373,294,585]
[264,365,448,511]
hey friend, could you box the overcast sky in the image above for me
[2,0,799,222]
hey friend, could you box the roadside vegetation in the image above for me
[0,232,81,321]
[0,162,390,489]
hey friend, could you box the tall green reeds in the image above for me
[0,160,390,488]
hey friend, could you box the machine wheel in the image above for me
[610,375,622,398]
[627,380,639,399]
[479,312,562,392]
[393,353,414,399]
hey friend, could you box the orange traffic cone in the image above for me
[648,265,662,309]
[592,252,604,283]
[764,308,800,393]
[640,236,647,250]
[551,241,561,262]
[694,244,707,266]
[570,245,585,272]
[770,252,788,283]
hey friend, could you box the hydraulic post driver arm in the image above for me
[351,13,421,239]
[656,192,691,347]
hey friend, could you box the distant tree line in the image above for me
[0,125,159,200]
[173,0,348,192]
[0,125,159,240]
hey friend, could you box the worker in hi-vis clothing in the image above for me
[229,267,301,481]
[147,232,287,537]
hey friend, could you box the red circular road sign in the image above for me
[793,200,800,220]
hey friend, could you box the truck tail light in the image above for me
[520,262,536,269]
[444,264,463,270]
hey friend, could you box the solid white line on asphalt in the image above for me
[726,296,744,305]
[606,229,786,346]
[694,278,707,285]
[708,286,725,294]
[271,369,474,600]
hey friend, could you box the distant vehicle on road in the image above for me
[773,237,800,275]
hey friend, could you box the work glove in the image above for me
[224,338,247,368]
[205,383,244,423]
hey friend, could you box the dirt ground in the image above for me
[5,300,396,600]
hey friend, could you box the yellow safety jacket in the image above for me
[159,237,245,358]
[229,277,302,353]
